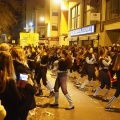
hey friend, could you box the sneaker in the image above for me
[102,99,109,102]
[48,91,55,98]
[50,73,56,76]
[75,84,81,88]
[79,87,85,91]
[92,95,96,98]
[35,90,43,96]
[50,103,59,107]
[105,107,115,112]
[75,82,80,85]
[91,89,96,92]
[65,106,74,110]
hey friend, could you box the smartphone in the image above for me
[19,73,28,82]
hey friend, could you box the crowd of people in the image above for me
[0,42,120,119]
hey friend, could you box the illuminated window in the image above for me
[84,0,101,26]
[71,4,81,29]
[106,0,119,20]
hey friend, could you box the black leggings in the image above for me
[87,64,96,81]
[99,69,111,89]
[54,73,68,95]
[36,66,47,86]
[114,85,120,97]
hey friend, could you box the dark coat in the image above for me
[0,79,26,120]
[13,60,31,81]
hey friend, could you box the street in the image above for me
[27,70,120,120]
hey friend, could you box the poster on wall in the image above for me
[52,23,58,31]
[52,9,58,16]
[90,13,100,21]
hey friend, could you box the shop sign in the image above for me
[47,37,59,41]
[69,25,95,36]
[90,13,100,21]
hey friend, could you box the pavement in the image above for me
[27,70,120,120]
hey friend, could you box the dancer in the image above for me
[50,49,74,110]
[93,48,112,101]
[79,47,96,92]
[35,48,55,97]
[105,52,120,111]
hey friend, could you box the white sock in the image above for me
[93,87,101,96]
[81,80,89,88]
[106,96,116,108]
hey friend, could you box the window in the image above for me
[71,4,81,29]
[83,0,101,26]
[106,0,119,20]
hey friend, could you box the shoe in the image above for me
[50,103,59,107]
[50,74,56,76]
[75,82,80,85]
[75,85,81,88]
[48,91,55,98]
[79,87,85,91]
[102,99,109,102]
[75,83,81,88]
[91,89,96,92]
[105,107,115,112]
[92,95,96,98]
[65,106,74,110]
[35,90,43,96]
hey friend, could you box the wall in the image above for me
[50,0,61,37]
[100,22,120,46]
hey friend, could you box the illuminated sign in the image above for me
[69,25,95,36]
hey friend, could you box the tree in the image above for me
[0,0,21,34]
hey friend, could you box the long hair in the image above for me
[0,51,15,93]
[0,43,10,51]
[112,53,120,71]
[62,49,72,69]
[11,47,26,63]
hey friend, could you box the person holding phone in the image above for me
[0,51,25,120]
[10,47,36,119]
[10,47,32,81]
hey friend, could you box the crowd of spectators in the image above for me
[0,42,120,119]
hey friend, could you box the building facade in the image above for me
[22,0,120,46]
[68,0,120,47]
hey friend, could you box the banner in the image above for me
[20,33,39,47]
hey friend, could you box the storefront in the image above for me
[69,25,99,47]
[69,36,78,45]
[89,34,99,48]
[79,36,89,47]
[47,37,59,46]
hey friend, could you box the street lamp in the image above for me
[54,0,61,4]
[40,17,45,22]
[29,22,33,27]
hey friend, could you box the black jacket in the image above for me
[0,79,26,120]
[13,60,31,81]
